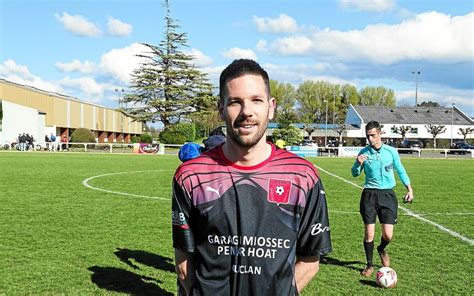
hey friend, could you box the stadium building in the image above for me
[0,79,143,147]
[344,104,473,141]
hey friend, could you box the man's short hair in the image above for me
[365,121,381,132]
[219,59,270,103]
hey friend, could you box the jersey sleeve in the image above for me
[296,179,332,257]
[172,177,195,252]
[392,150,411,186]
[351,149,365,177]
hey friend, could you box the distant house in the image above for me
[344,104,473,141]
[267,123,341,138]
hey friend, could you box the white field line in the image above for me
[330,210,474,216]
[82,170,170,201]
[315,165,474,246]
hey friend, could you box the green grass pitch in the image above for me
[0,152,472,295]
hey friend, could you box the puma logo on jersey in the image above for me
[206,184,222,198]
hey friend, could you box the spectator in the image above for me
[202,135,226,152]
[45,134,50,150]
[178,142,203,162]
[62,134,69,151]
[275,138,286,149]
[50,133,57,151]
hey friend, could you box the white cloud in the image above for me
[58,76,108,101]
[253,14,298,33]
[0,59,63,93]
[396,88,474,109]
[256,39,268,52]
[269,36,313,55]
[185,48,213,67]
[99,43,151,84]
[339,0,395,12]
[55,12,102,37]
[107,17,132,37]
[267,12,474,64]
[306,75,355,86]
[55,59,97,74]
[222,47,258,60]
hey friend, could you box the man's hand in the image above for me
[356,154,367,165]
[403,190,414,203]
[175,249,195,295]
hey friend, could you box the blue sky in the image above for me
[1,0,473,117]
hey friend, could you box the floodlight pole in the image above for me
[324,99,328,147]
[333,90,336,125]
[412,71,421,107]
[451,103,455,146]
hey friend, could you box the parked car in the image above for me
[398,139,423,154]
[448,142,474,155]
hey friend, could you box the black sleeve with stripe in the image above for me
[172,178,195,252]
[296,180,332,257]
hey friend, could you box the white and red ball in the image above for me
[375,267,397,288]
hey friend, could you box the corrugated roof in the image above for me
[0,78,113,111]
[353,105,473,125]
[268,123,341,129]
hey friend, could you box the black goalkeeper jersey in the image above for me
[172,144,332,296]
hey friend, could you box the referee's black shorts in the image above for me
[359,188,398,225]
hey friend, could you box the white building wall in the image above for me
[0,100,45,145]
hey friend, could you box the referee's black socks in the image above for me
[363,240,374,266]
[377,236,390,252]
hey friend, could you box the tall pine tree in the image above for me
[124,0,216,127]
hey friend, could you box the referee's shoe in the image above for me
[377,246,390,267]
[360,265,374,277]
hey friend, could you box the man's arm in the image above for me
[351,154,366,177]
[392,150,414,203]
[174,248,196,295]
[403,184,414,203]
[295,256,320,293]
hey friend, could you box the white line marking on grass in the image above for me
[82,170,171,201]
[315,165,474,246]
[330,210,474,216]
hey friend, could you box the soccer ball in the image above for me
[375,267,397,288]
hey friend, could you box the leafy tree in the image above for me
[392,125,410,140]
[131,136,141,143]
[329,84,342,124]
[272,126,304,145]
[123,0,214,128]
[458,127,473,141]
[70,128,95,143]
[159,127,187,144]
[339,84,360,123]
[140,133,153,143]
[418,101,441,107]
[174,123,196,142]
[189,111,222,138]
[425,124,446,148]
[296,81,333,123]
[270,80,297,126]
[359,86,396,107]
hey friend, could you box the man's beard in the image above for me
[226,119,268,148]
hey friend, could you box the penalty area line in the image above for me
[315,165,474,246]
[82,170,170,201]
